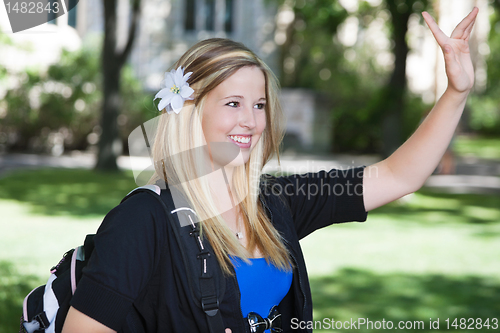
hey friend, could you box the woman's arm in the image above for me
[62,307,116,333]
[363,7,479,212]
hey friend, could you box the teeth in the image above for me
[229,135,250,144]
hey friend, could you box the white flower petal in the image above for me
[155,88,174,100]
[171,95,184,113]
[168,69,177,78]
[173,67,185,86]
[180,86,194,99]
[155,67,193,114]
[163,75,175,90]
[157,98,170,111]
[183,71,193,82]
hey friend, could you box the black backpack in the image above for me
[20,185,226,333]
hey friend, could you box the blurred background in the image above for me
[0,0,499,332]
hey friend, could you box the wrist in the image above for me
[444,86,470,102]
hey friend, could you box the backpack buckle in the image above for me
[22,312,50,333]
[189,225,200,236]
[34,312,50,329]
[196,250,211,259]
[201,296,219,316]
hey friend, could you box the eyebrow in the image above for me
[222,95,266,101]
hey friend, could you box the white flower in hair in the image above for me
[154,67,194,114]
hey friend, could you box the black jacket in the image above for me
[71,167,367,332]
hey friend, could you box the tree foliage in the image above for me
[0,45,153,154]
[279,0,432,154]
[467,0,500,136]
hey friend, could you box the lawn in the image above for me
[302,192,500,332]
[454,135,500,160]
[1,168,499,333]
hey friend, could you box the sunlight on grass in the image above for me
[1,168,499,332]
[454,135,500,160]
[310,269,500,333]
[301,190,500,278]
[301,217,500,278]
[301,187,500,332]
[0,168,137,217]
[0,261,41,333]
[463,206,500,222]
[369,191,500,225]
[0,200,102,277]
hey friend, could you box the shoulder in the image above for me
[96,189,169,238]
[259,167,367,239]
[259,168,359,197]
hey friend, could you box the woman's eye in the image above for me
[254,103,265,110]
[226,101,239,107]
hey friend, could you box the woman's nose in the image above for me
[239,104,256,129]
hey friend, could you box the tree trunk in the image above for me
[381,0,411,157]
[95,0,141,171]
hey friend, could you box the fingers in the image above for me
[423,7,479,46]
[462,8,479,40]
[422,11,448,46]
[451,7,479,40]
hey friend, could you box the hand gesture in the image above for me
[422,7,479,93]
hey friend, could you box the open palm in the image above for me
[422,7,479,93]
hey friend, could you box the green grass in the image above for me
[300,190,500,332]
[0,168,138,217]
[0,261,41,333]
[370,190,500,225]
[1,168,499,333]
[0,168,137,333]
[309,269,500,332]
[454,135,500,160]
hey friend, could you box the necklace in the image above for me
[226,214,243,239]
[235,209,243,239]
[226,184,243,240]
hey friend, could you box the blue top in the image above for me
[230,256,293,322]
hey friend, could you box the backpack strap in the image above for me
[123,186,226,333]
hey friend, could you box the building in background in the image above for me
[0,0,279,89]
[73,0,280,92]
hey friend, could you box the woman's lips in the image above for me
[228,135,251,148]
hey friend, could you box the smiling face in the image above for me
[202,66,267,168]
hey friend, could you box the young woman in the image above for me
[62,8,478,333]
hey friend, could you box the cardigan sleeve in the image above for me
[265,166,367,240]
[70,192,167,331]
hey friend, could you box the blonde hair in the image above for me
[149,38,290,274]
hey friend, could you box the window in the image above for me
[184,0,234,33]
[47,0,58,24]
[224,0,233,32]
[185,0,195,31]
[67,0,78,28]
[204,0,215,31]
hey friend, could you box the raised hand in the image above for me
[422,7,479,93]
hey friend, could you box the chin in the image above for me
[226,151,250,168]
